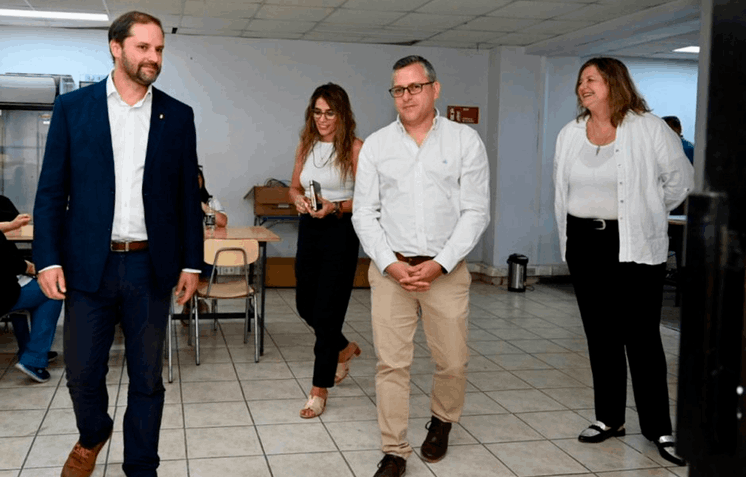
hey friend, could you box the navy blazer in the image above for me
[33,79,203,294]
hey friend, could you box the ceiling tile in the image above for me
[301,31,366,42]
[489,31,555,46]
[183,0,260,18]
[0,1,31,8]
[342,0,430,11]
[323,8,405,25]
[311,24,391,34]
[390,13,474,29]
[456,16,540,32]
[416,0,512,16]
[489,1,586,19]
[241,31,304,40]
[428,29,503,43]
[177,28,244,37]
[556,4,641,22]
[415,39,486,50]
[521,19,595,35]
[245,18,316,33]
[255,5,333,21]
[107,0,184,16]
[27,0,107,11]
[597,0,668,6]
[180,16,249,30]
[265,0,346,6]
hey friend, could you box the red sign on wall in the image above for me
[447,106,479,124]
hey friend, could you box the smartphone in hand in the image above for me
[308,180,323,211]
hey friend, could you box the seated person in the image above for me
[0,195,31,233]
[1,208,62,383]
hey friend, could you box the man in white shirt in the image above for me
[352,55,490,477]
[33,11,203,477]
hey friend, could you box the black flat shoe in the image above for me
[654,435,686,466]
[578,421,625,443]
[373,454,406,477]
[420,416,452,463]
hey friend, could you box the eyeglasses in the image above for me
[388,81,434,98]
[313,109,337,120]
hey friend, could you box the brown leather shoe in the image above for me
[420,416,452,463]
[373,454,406,477]
[61,432,111,477]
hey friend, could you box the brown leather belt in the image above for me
[395,252,434,267]
[110,240,149,252]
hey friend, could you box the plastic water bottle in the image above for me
[204,197,217,235]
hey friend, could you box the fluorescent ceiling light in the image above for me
[674,46,700,53]
[0,8,108,21]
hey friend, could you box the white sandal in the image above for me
[300,394,326,419]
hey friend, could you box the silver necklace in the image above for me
[312,142,335,168]
[587,121,615,156]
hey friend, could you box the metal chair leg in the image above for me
[193,296,200,366]
[253,295,260,363]
[167,300,173,383]
[244,297,250,344]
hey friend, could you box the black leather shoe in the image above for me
[420,416,452,463]
[373,454,406,477]
[578,421,625,443]
[654,435,686,466]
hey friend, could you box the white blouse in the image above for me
[299,141,354,203]
[567,140,618,220]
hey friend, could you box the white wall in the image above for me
[0,26,700,269]
[624,57,699,142]
[0,26,489,259]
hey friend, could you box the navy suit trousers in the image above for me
[64,250,170,477]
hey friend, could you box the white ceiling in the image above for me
[0,0,701,59]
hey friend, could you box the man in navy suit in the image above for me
[33,11,203,477]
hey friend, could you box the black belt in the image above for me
[395,252,434,266]
[567,214,618,231]
[110,240,149,252]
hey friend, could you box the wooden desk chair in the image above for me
[192,239,260,364]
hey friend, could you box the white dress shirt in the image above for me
[352,111,490,274]
[554,112,695,264]
[107,72,151,241]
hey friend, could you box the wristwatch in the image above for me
[333,201,343,218]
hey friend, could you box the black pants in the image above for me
[566,214,673,440]
[295,213,359,388]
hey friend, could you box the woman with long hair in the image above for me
[553,57,694,466]
[289,83,363,419]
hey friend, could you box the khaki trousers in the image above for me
[369,261,471,458]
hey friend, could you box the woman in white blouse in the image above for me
[553,57,694,466]
[289,83,363,419]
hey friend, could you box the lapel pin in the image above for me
[159,113,164,119]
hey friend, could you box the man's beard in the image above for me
[121,50,161,86]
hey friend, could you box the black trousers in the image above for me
[295,213,359,388]
[566,214,673,440]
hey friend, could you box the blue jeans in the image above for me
[10,279,62,368]
[65,250,170,477]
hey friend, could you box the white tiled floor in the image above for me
[0,282,687,477]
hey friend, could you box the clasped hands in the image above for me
[385,260,443,292]
[294,196,335,219]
